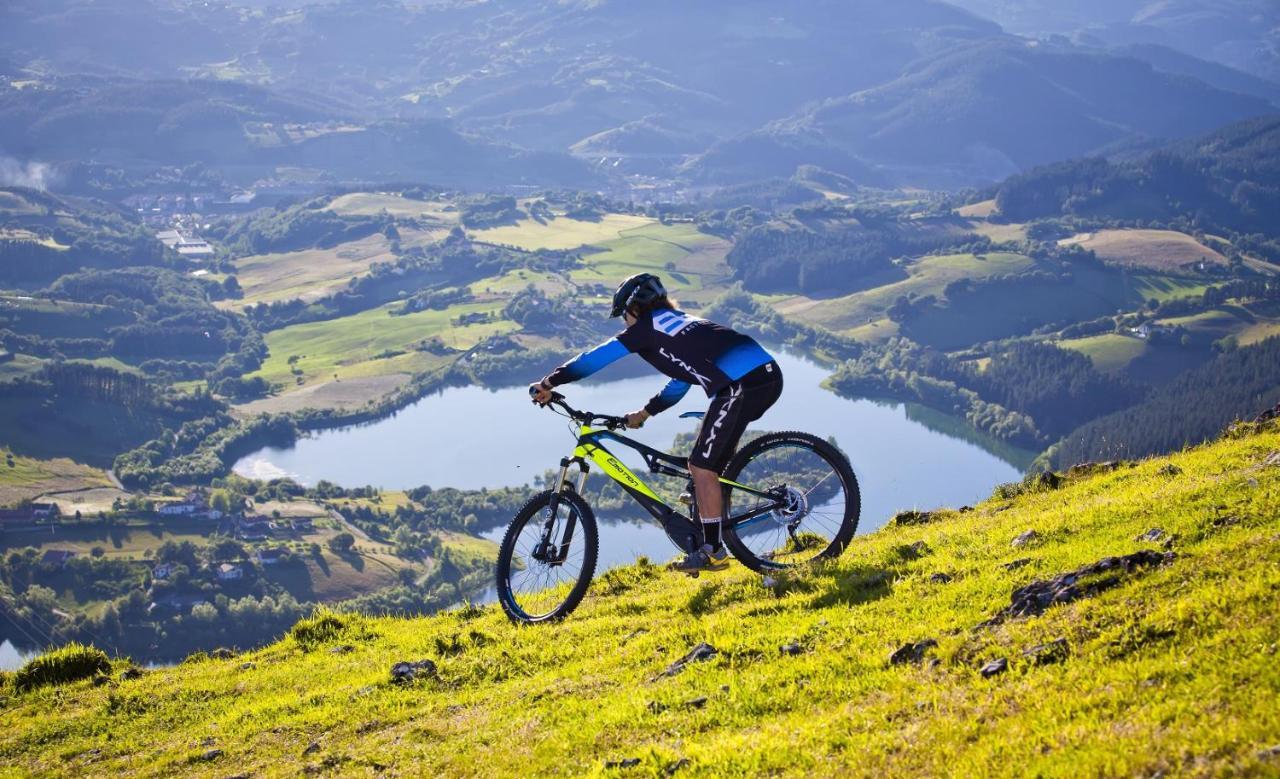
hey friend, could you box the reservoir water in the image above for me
[236,349,1028,572]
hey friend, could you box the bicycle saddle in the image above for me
[679,411,705,420]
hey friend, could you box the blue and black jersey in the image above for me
[544,309,774,416]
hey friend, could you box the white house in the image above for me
[158,502,198,516]
[254,548,287,566]
[216,563,243,581]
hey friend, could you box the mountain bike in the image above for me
[495,391,860,624]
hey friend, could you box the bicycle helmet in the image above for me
[610,273,666,318]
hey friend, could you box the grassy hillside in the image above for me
[2,426,1277,776]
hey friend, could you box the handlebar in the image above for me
[528,386,631,431]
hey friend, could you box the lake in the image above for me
[236,349,1028,573]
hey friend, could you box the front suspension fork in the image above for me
[537,457,589,564]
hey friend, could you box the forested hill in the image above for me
[2,424,1278,775]
[1053,336,1280,467]
[993,114,1280,237]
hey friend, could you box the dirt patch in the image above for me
[39,487,131,516]
[1059,229,1227,271]
[955,200,997,218]
[233,374,411,416]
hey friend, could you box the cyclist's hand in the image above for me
[529,380,554,406]
[624,410,649,429]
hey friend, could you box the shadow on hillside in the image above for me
[807,565,895,609]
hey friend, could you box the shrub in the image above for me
[13,643,111,691]
[290,611,347,649]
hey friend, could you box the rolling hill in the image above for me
[1,422,1277,776]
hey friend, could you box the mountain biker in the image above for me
[530,273,783,573]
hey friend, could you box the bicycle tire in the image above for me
[496,489,599,624]
[721,431,860,573]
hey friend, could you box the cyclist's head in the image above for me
[610,273,671,319]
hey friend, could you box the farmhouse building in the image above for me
[216,563,243,581]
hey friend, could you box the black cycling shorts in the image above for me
[689,361,783,473]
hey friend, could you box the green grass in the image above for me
[248,301,517,389]
[1057,333,1149,373]
[1129,273,1210,304]
[2,428,1277,776]
[0,353,44,382]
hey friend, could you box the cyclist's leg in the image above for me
[689,363,783,547]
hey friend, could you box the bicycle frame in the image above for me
[547,423,789,556]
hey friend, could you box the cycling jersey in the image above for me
[544,309,775,416]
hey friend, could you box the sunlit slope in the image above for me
[2,427,1278,777]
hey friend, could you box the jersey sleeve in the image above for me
[544,338,631,386]
[644,378,691,416]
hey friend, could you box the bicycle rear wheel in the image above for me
[721,431,859,573]
[496,489,598,624]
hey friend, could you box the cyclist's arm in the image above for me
[643,378,691,416]
[543,338,630,387]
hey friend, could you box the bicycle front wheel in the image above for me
[496,489,598,624]
[722,431,860,572]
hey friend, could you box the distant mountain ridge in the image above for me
[1,0,1277,190]
[686,38,1274,187]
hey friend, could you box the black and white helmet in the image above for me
[610,273,666,318]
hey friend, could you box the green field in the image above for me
[3,428,1277,776]
[771,252,1035,333]
[1056,333,1148,373]
[0,517,218,558]
[1153,301,1280,346]
[0,353,44,382]
[469,213,654,251]
[569,222,733,307]
[248,300,517,390]
[229,234,398,307]
[0,450,113,507]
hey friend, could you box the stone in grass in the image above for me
[1002,558,1033,571]
[197,749,224,761]
[655,643,717,679]
[330,645,355,655]
[889,639,937,666]
[1258,744,1280,760]
[119,667,144,681]
[780,642,806,656]
[683,696,708,709]
[390,659,437,684]
[1022,638,1070,666]
[984,550,1175,626]
[302,742,321,756]
[606,757,642,769]
[892,509,940,526]
[1011,530,1040,549]
[1156,463,1182,477]
[929,572,953,584]
[980,657,1008,677]
[1136,528,1166,543]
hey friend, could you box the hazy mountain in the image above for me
[2,0,1275,191]
[0,76,596,190]
[946,0,1280,83]
[687,39,1274,188]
